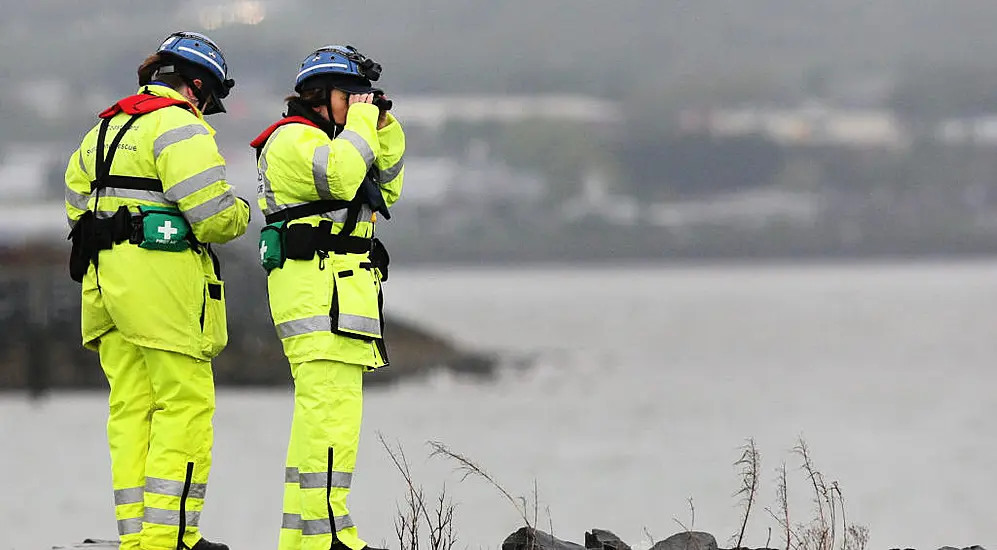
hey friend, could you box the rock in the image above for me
[502,527,586,550]
[651,532,719,550]
[585,529,631,550]
[52,540,118,550]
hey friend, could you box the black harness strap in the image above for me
[264,199,353,225]
[93,114,141,191]
[102,175,163,191]
[336,198,364,238]
[93,114,164,193]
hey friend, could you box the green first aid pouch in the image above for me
[137,206,191,252]
[259,220,286,273]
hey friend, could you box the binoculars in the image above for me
[372,90,392,111]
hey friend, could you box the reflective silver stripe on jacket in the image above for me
[322,205,373,224]
[338,314,381,337]
[66,187,90,210]
[337,130,375,168]
[264,202,371,224]
[281,513,354,534]
[114,486,144,506]
[100,187,169,204]
[312,145,335,200]
[259,126,287,215]
[117,517,143,536]
[376,154,404,185]
[166,165,227,203]
[184,191,236,224]
[95,209,125,219]
[144,507,201,527]
[276,316,332,338]
[298,471,352,490]
[146,476,207,499]
[154,124,210,158]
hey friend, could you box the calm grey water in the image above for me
[3,260,996,550]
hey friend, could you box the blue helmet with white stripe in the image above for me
[294,45,382,95]
[155,31,235,115]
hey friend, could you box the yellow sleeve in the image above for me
[154,109,250,244]
[320,103,381,201]
[373,113,405,207]
[64,146,92,229]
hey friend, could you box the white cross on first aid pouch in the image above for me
[158,220,180,241]
[138,206,192,252]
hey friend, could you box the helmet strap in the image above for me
[154,63,213,113]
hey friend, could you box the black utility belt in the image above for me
[68,205,198,283]
[285,222,372,258]
[260,219,390,279]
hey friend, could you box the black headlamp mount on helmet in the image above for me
[340,45,382,82]
[300,45,392,112]
[153,59,234,116]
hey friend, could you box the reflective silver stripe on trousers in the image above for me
[312,145,335,200]
[259,126,287,215]
[154,124,210,158]
[66,187,90,210]
[101,187,170,204]
[117,517,143,536]
[337,130,375,168]
[144,507,201,527]
[376,154,404,185]
[298,471,352,490]
[338,314,381,337]
[146,476,207,499]
[281,513,355,534]
[285,467,300,484]
[165,165,227,203]
[277,316,332,338]
[184,191,236,224]
[114,486,144,506]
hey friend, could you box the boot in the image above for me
[191,538,230,550]
[331,541,387,550]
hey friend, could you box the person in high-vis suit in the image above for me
[64,31,251,550]
[250,44,404,550]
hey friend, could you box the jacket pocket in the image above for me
[330,264,383,340]
[200,273,228,358]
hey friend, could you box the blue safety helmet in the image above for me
[294,44,382,95]
[154,31,235,115]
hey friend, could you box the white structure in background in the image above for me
[936,115,997,145]
[681,101,908,149]
[390,95,622,130]
[559,169,639,225]
[646,188,820,229]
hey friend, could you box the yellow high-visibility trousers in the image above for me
[99,329,216,550]
[279,360,366,550]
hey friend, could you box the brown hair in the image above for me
[284,88,327,105]
[137,53,186,89]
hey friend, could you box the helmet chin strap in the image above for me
[154,64,210,112]
[327,92,343,137]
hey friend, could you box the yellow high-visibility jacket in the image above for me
[254,103,405,368]
[64,84,250,358]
